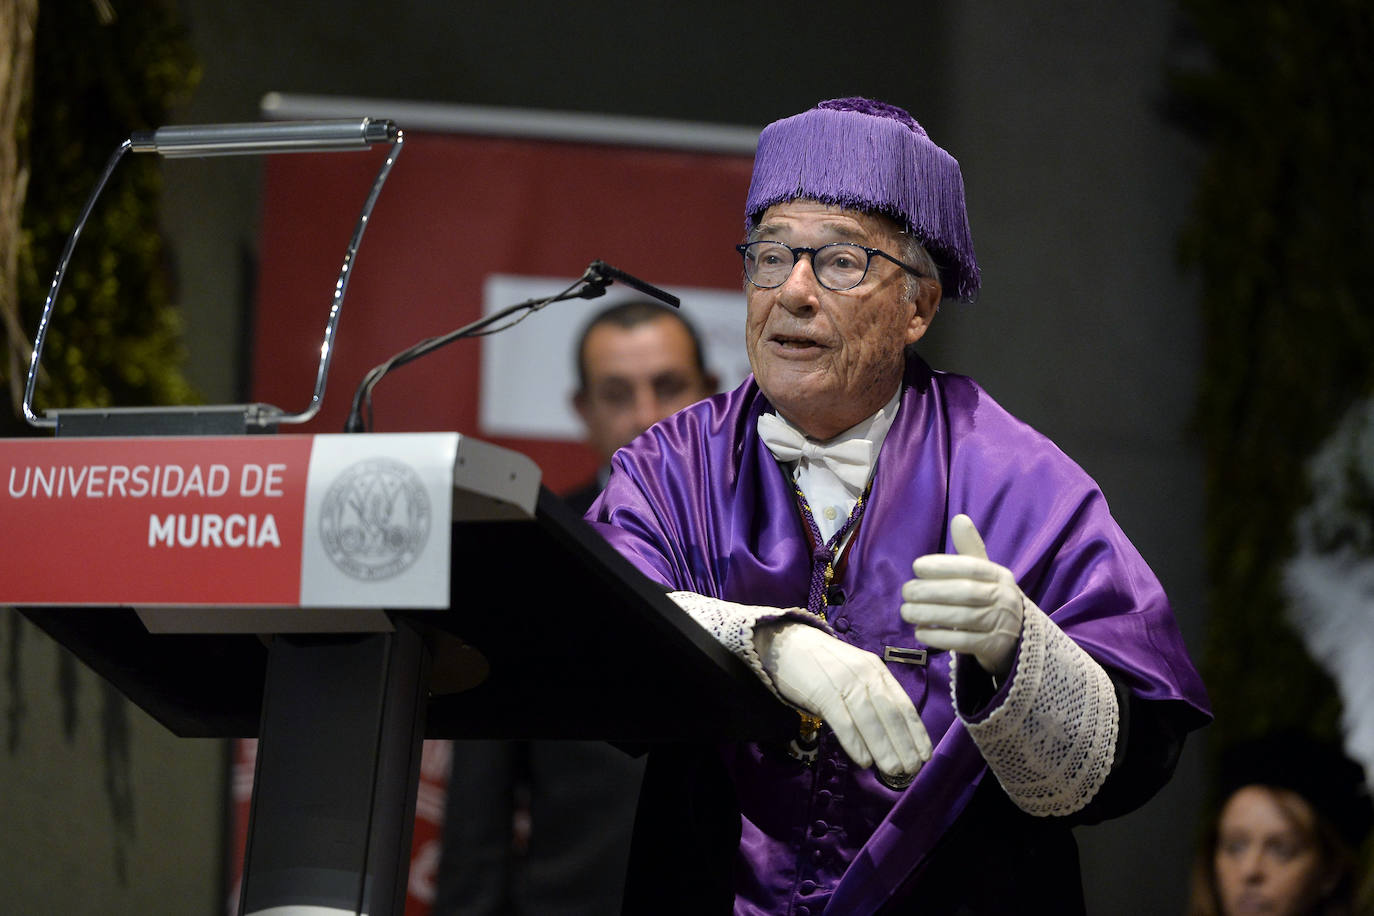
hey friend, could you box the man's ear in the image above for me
[905,278,942,346]
[572,390,590,423]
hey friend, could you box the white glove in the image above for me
[900,514,1026,679]
[755,622,932,780]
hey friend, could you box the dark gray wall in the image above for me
[933,6,1207,911]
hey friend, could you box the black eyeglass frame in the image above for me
[735,240,927,291]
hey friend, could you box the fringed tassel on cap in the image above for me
[745,101,981,301]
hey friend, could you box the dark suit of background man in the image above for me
[433,300,717,915]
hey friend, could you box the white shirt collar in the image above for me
[765,385,902,490]
[763,387,901,544]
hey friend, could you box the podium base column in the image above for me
[238,620,430,916]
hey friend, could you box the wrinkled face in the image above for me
[573,316,715,462]
[744,200,937,440]
[1214,786,1330,916]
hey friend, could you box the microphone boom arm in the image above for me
[343,259,677,433]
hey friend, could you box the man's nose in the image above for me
[631,388,664,431]
[777,254,821,313]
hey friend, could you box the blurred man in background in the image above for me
[564,300,718,512]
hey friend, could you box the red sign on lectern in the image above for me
[1,433,459,609]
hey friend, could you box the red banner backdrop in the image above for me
[235,117,754,914]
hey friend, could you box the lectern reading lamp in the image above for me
[23,119,402,435]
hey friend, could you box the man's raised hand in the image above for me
[900,514,1026,678]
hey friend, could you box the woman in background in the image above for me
[1188,732,1372,916]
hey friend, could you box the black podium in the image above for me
[6,116,791,915]
[6,425,792,916]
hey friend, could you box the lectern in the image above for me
[5,119,793,915]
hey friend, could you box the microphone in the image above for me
[585,260,680,308]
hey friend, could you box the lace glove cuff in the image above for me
[666,590,824,702]
[954,601,1120,816]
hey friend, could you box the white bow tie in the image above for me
[756,412,873,492]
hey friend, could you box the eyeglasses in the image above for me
[736,240,926,291]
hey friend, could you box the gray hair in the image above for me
[896,232,940,305]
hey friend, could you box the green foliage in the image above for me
[1169,1,1374,759]
[5,0,201,436]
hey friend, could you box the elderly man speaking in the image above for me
[588,98,1210,915]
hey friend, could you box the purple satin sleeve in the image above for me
[586,382,816,610]
[838,368,1210,913]
[931,373,1209,707]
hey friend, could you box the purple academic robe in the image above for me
[590,356,1210,916]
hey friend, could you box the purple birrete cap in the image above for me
[745,97,981,301]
